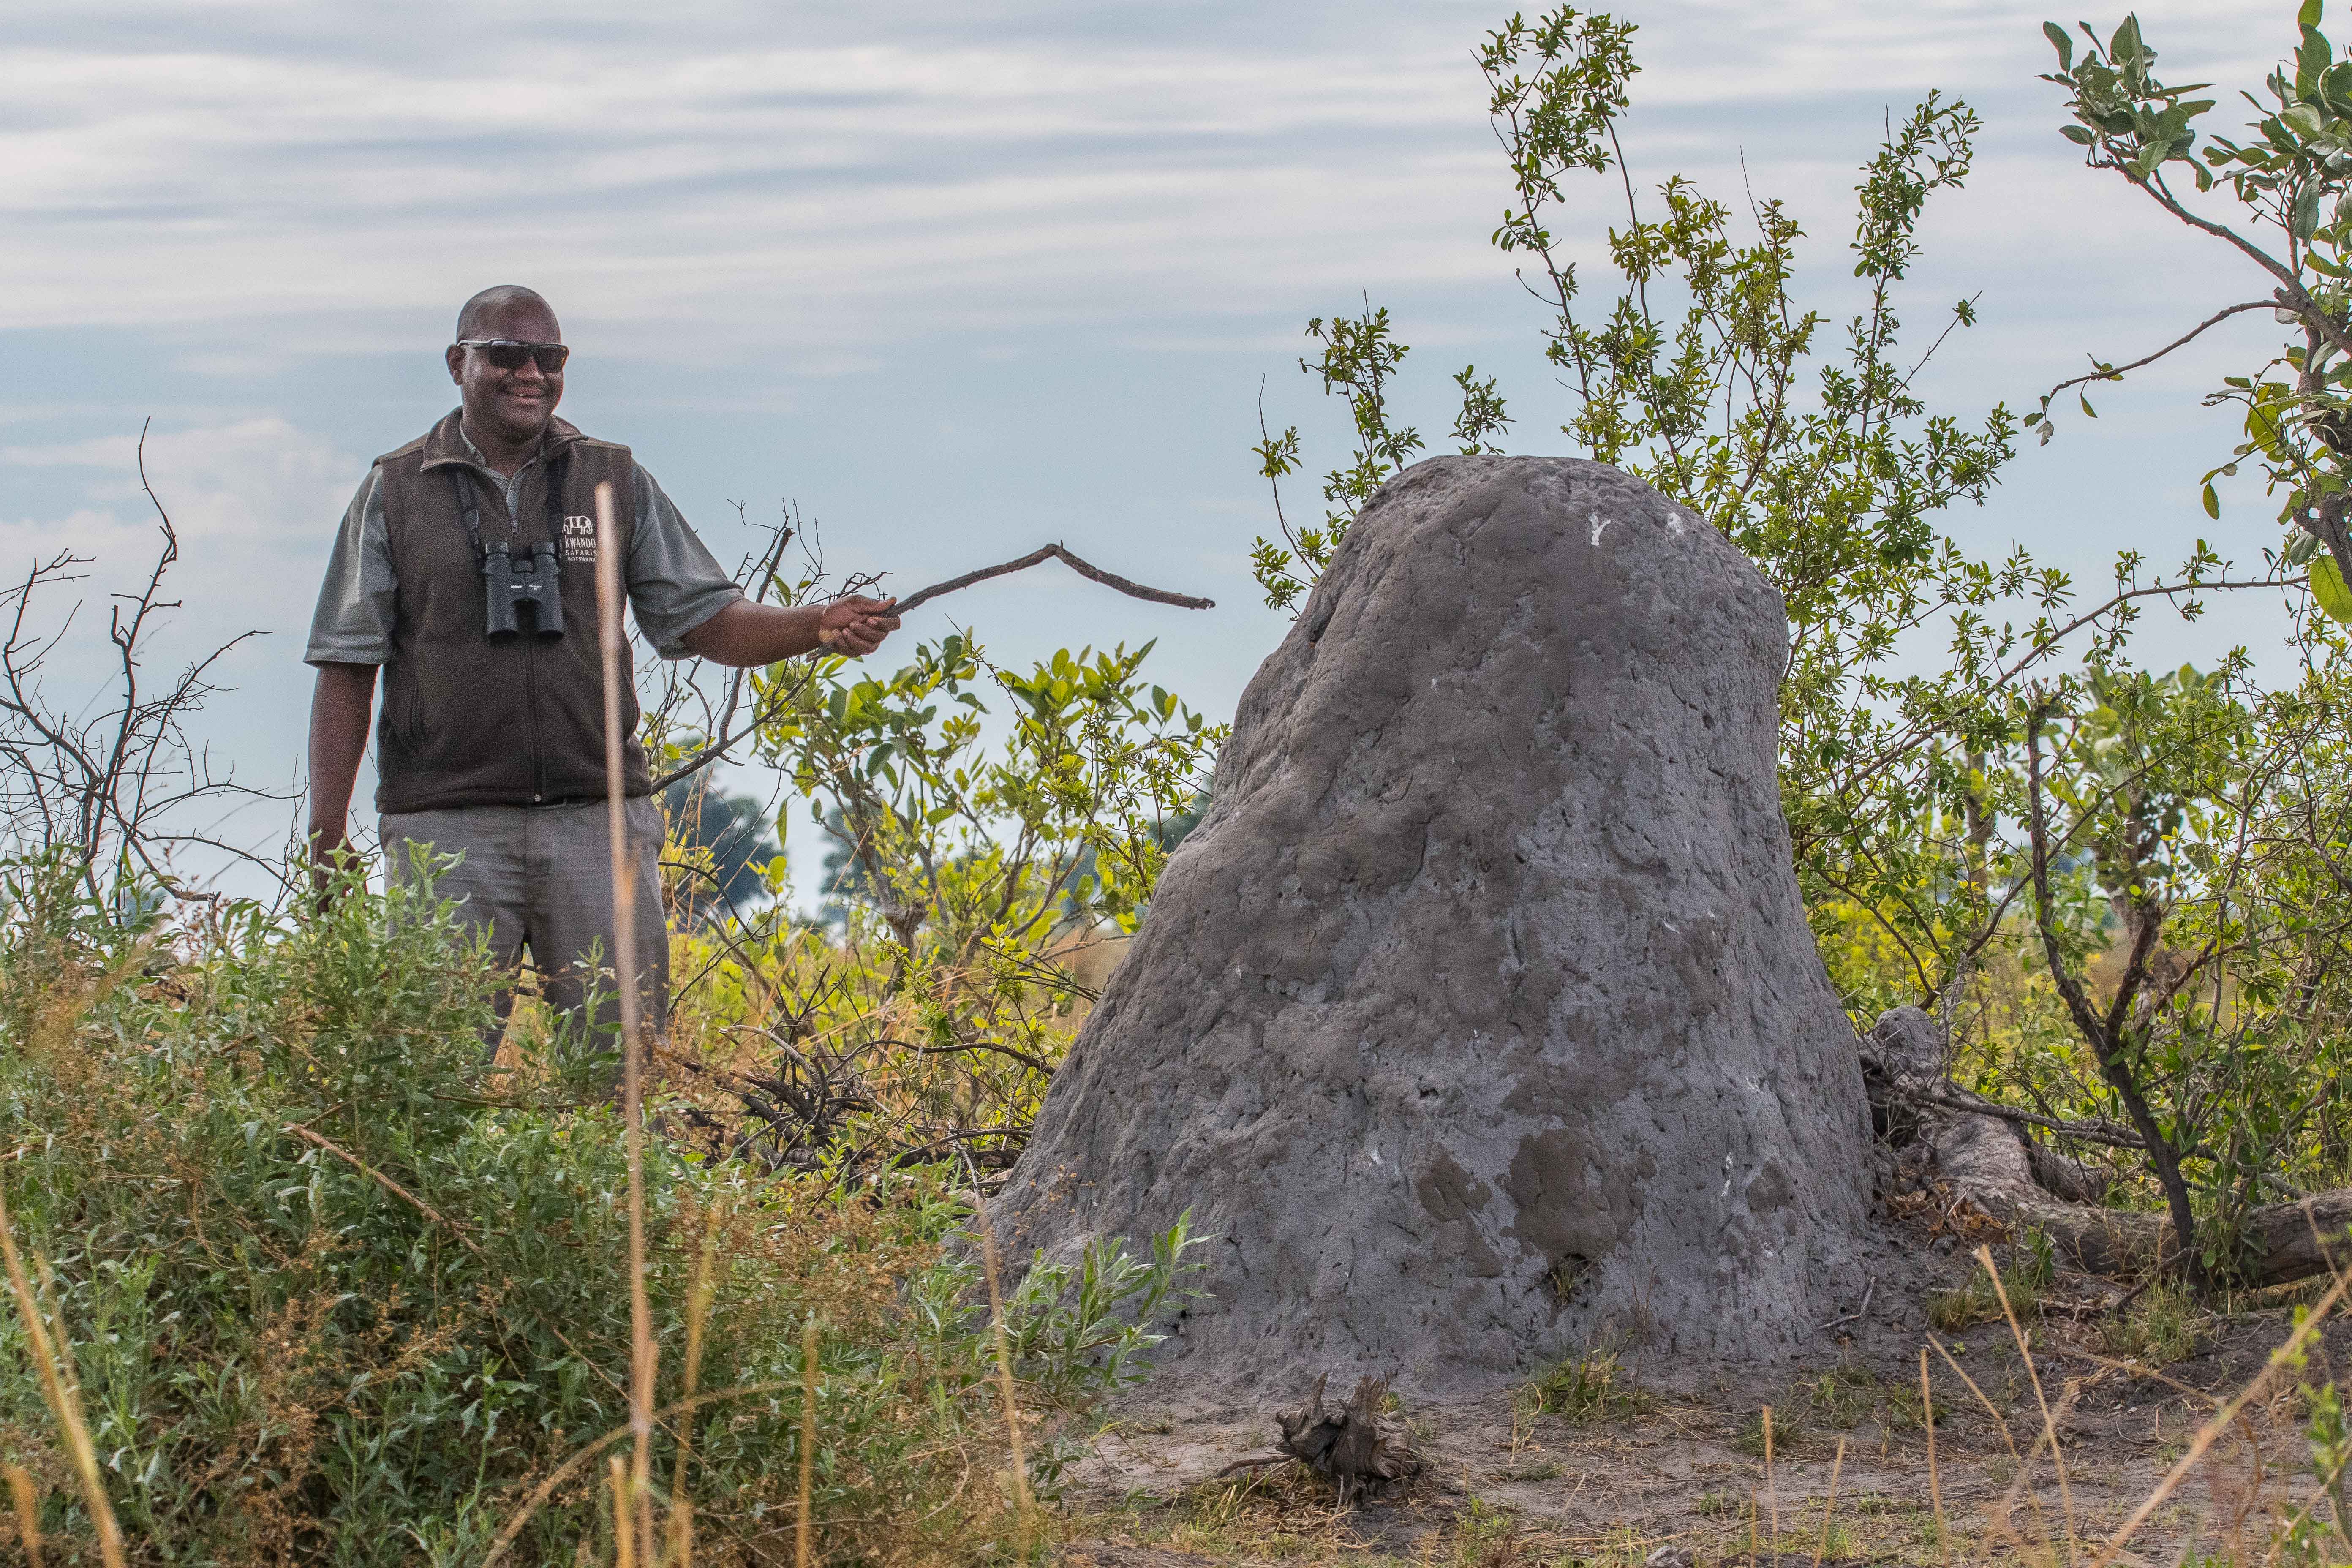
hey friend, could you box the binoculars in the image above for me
[482,541,565,642]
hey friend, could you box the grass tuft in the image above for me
[1515,1348,1652,1425]
[2100,1279,2200,1366]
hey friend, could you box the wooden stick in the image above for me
[597,480,658,1567]
[893,544,1213,615]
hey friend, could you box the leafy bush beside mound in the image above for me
[0,856,1194,1565]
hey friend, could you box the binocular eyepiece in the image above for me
[482,540,565,642]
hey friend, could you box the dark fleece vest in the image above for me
[372,410,652,813]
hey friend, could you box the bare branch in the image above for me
[2039,300,2276,402]
[893,545,1215,615]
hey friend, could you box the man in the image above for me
[305,284,898,1054]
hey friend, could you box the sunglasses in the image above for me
[454,339,570,373]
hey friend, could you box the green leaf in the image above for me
[2080,393,2099,418]
[2304,0,2325,28]
[2302,26,2333,99]
[2060,124,2096,144]
[2202,482,2221,518]
[2110,14,2142,65]
[2045,19,2075,66]
[2313,550,2352,624]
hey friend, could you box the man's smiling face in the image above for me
[447,297,565,446]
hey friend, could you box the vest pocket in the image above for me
[381,670,425,755]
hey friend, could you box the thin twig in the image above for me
[282,1124,476,1251]
[1817,1277,1875,1332]
[798,1314,818,1568]
[974,1187,1034,1552]
[1921,1347,1947,1567]
[1812,1436,1845,1568]
[2041,299,2276,401]
[1899,1085,2148,1150]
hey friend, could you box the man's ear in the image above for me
[445,346,465,384]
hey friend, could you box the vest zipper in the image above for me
[526,638,547,803]
[501,472,549,804]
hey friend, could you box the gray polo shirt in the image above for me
[305,430,743,665]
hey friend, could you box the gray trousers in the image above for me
[381,797,669,1059]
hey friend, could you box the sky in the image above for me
[0,0,2318,901]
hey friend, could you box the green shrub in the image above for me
[0,856,1195,1564]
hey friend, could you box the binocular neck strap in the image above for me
[447,467,485,559]
[543,449,572,545]
[444,448,571,559]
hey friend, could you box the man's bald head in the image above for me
[455,285,557,343]
[447,286,566,453]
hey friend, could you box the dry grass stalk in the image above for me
[598,482,659,1568]
[1812,1435,1845,1568]
[1928,1328,2052,1552]
[1976,1244,2080,1563]
[798,1314,818,1568]
[975,1203,1035,1554]
[1761,1405,1777,1563]
[486,1382,801,1565]
[663,1204,725,1568]
[1919,1346,1947,1566]
[7,1462,41,1568]
[2089,1246,2352,1564]
[0,1183,122,1568]
[609,1454,637,1568]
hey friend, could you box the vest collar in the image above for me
[417,408,589,472]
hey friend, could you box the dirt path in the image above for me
[1054,1284,2352,1566]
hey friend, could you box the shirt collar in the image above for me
[458,420,544,472]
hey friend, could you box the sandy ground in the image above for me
[1049,1248,2352,1566]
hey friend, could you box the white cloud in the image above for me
[0,0,2327,896]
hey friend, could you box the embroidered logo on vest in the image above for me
[559,515,597,564]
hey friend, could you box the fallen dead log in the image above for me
[1867,1006,2352,1287]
